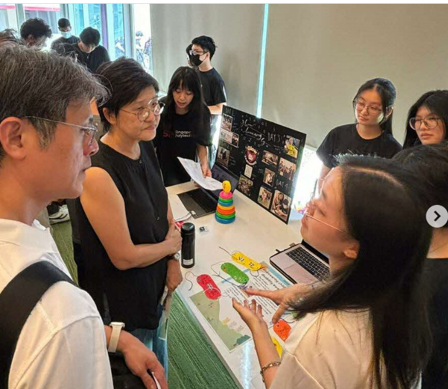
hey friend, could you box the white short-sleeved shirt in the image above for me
[0,219,113,389]
[270,310,421,389]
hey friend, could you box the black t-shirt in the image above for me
[198,68,227,134]
[316,124,402,168]
[64,43,110,73]
[423,258,448,389]
[51,35,80,55]
[155,110,211,187]
[76,140,169,330]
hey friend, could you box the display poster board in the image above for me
[217,106,306,223]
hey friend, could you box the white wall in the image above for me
[151,4,264,116]
[262,4,448,147]
[151,4,448,148]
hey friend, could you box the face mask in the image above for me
[189,54,204,67]
[61,31,72,39]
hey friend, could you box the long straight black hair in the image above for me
[292,155,432,389]
[402,90,448,149]
[161,66,210,141]
[394,141,448,224]
[353,78,396,136]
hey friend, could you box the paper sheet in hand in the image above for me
[177,157,223,191]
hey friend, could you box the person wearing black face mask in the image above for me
[187,35,227,166]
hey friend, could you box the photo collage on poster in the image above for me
[216,107,306,224]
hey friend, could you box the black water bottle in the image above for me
[181,223,195,268]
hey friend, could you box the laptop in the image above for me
[177,163,239,219]
[270,240,330,284]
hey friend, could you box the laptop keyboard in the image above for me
[286,247,329,281]
[188,190,217,213]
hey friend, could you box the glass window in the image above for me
[73,3,124,60]
[73,4,85,33]
[87,4,102,31]
[73,4,102,39]
[133,4,153,74]
[107,3,124,60]
[0,3,18,31]
[293,147,322,209]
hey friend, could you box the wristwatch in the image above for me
[168,252,180,261]
[108,321,125,353]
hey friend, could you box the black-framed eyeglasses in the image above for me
[121,99,165,122]
[409,116,441,131]
[24,116,98,146]
[353,99,383,116]
[189,49,208,56]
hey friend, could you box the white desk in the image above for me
[167,182,303,389]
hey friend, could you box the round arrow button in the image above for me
[426,205,448,228]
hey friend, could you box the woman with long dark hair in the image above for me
[403,90,448,148]
[316,78,402,189]
[234,155,431,389]
[394,142,448,388]
[155,66,211,186]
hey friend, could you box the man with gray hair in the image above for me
[0,46,166,389]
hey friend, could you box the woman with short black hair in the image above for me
[77,57,182,371]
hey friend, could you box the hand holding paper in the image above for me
[178,157,222,191]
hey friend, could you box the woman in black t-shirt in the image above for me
[394,143,448,389]
[155,66,211,186]
[316,78,402,190]
[403,90,448,149]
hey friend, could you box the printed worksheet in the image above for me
[188,262,290,351]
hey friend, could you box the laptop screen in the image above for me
[209,163,239,199]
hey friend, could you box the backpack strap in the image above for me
[0,261,75,389]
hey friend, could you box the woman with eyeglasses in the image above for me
[403,90,448,148]
[233,155,431,389]
[154,66,212,186]
[76,58,182,372]
[316,78,402,189]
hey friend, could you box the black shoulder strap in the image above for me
[0,261,75,389]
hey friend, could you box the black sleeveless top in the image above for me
[76,140,169,330]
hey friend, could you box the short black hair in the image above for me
[58,18,71,29]
[20,18,52,40]
[191,35,216,59]
[80,27,101,47]
[96,57,159,132]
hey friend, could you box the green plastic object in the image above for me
[220,262,249,284]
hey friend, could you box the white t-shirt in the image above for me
[0,219,113,389]
[271,310,384,389]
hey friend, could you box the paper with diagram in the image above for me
[188,263,290,351]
